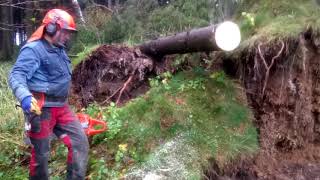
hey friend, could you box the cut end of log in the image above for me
[215,21,241,51]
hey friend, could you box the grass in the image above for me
[71,44,100,67]
[238,0,320,43]
[0,61,24,134]
[85,68,258,179]
[0,51,258,179]
[0,0,269,177]
[0,61,28,179]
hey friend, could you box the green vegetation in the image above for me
[238,0,320,42]
[0,0,266,179]
[84,68,258,179]
[71,45,99,67]
[0,61,28,179]
[70,0,217,54]
[0,54,258,179]
[0,61,24,133]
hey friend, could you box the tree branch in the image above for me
[0,22,30,28]
[0,1,48,11]
[0,26,13,31]
[0,0,51,6]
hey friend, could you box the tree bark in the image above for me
[139,25,221,57]
[24,0,35,38]
[71,0,85,23]
[115,0,119,6]
[108,0,112,8]
[0,7,2,53]
[0,1,14,60]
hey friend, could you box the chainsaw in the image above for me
[18,92,107,136]
[77,113,107,136]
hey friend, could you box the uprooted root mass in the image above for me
[70,44,173,109]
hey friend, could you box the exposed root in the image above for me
[234,30,320,179]
[100,86,122,105]
[257,40,285,97]
[116,75,134,105]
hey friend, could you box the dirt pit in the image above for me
[70,44,174,109]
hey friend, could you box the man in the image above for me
[8,9,89,180]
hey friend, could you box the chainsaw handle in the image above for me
[77,113,108,136]
[87,118,107,136]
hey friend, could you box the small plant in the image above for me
[241,12,255,27]
[54,144,68,159]
[161,72,173,90]
[96,158,108,180]
[210,71,226,85]
[149,71,173,90]
[178,78,207,91]
[92,102,122,144]
[149,76,161,88]
[89,157,122,179]
[240,11,257,38]
[115,143,129,169]
[104,103,122,140]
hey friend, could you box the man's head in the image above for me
[28,9,77,48]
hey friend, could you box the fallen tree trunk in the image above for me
[71,22,240,108]
[139,25,220,57]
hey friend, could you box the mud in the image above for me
[70,44,174,109]
[204,29,320,179]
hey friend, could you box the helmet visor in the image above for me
[57,29,77,50]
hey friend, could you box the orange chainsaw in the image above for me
[30,92,108,136]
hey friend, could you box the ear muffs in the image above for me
[45,22,58,36]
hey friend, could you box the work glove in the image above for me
[21,96,42,115]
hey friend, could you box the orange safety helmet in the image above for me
[28,9,77,43]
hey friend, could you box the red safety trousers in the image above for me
[26,104,89,180]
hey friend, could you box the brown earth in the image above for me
[205,29,320,179]
[240,29,320,179]
[69,44,174,109]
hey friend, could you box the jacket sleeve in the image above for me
[8,47,41,102]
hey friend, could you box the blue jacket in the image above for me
[8,39,72,107]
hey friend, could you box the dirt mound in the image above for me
[69,44,174,109]
[208,29,320,179]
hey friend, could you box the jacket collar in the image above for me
[41,38,63,53]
